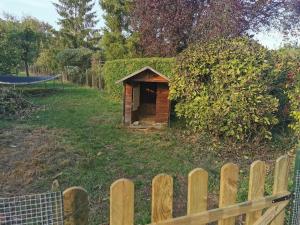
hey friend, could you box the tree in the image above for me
[100,0,139,60]
[0,15,54,76]
[132,0,198,57]
[54,0,98,49]
[0,14,57,76]
[132,0,296,57]
[17,26,39,76]
[170,38,280,142]
[57,48,92,83]
[17,17,53,76]
[0,18,21,74]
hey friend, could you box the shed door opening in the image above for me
[139,82,157,120]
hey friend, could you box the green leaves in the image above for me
[170,37,280,142]
[0,16,53,75]
[102,57,175,99]
[57,48,93,83]
[54,0,98,49]
[289,86,300,136]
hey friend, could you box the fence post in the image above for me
[187,168,208,215]
[218,163,239,225]
[110,179,134,225]
[246,160,266,225]
[151,174,173,223]
[63,187,89,225]
[271,155,290,225]
[290,146,300,225]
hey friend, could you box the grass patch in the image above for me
[0,83,293,225]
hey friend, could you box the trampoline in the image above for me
[0,74,62,86]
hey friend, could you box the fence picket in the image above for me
[246,160,266,225]
[151,174,173,223]
[271,155,290,225]
[61,154,291,225]
[63,187,89,225]
[187,168,208,215]
[110,179,134,225]
[218,163,239,225]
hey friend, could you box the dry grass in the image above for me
[0,126,78,196]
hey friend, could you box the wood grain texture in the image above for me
[252,202,289,225]
[270,155,290,225]
[130,70,169,83]
[187,168,208,215]
[63,187,89,225]
[151,174,173,223]
[218,163,239,225]
[246,160,266,225]
[110,179,134,225]
[148,192,290,225]
[155,83,170,123]
[124,83,133,124]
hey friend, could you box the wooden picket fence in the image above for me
[62,154,292,225]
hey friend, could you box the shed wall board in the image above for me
[124,83,133,124]
[155,83,170,123]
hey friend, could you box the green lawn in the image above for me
[0,84,292,224]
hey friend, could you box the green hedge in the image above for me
[102,57,175,98]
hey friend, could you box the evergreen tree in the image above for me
[100,0,139,60]
[54,0,98,49]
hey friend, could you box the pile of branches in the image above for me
[0,87,35,119]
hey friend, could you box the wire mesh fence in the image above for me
[0,192,64,225]
[290,148,300,225]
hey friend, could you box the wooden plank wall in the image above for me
[156,83,170,123]
[124,83,133,125]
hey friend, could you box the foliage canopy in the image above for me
[102,57,175,98]
[100,0,139,60]
[57,48,93,83]
[132,0,297,57]
[170,38,280,141]
[54,0,98,49]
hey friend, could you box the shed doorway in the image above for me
[138,82,157,123]
[117,66,170,127]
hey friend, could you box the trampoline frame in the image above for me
[0,74,64,89]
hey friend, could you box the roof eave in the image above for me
[115,66,170,84]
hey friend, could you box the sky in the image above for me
[0,0,298,49]
[0,0,104,28]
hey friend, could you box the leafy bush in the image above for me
[57,48,92,84]
[289,87,300,136]
[270,48,300,131]
[170,38,279,141]
[102,57,175,98]
[275,48,300,136]
[33,48,60,74]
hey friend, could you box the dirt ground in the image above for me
[0,126,78,197]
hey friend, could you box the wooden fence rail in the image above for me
[62,154,292,225]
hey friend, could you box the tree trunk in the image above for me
[25,61,29,77]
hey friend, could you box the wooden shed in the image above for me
[116,66,170,126]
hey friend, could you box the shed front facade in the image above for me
[117,67,170,126]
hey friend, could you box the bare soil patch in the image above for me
[0,126,77,197]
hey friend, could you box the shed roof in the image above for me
[116,66,170,84]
